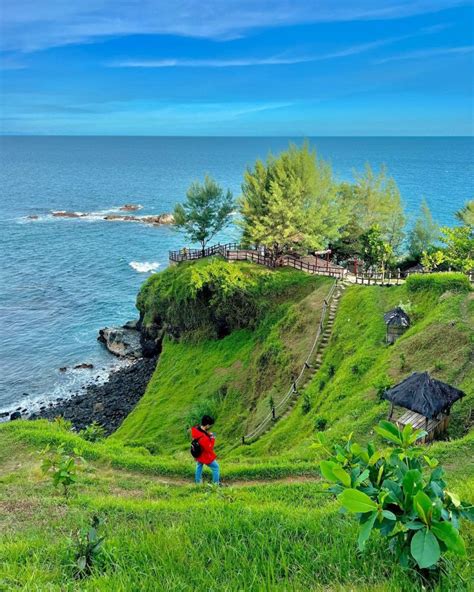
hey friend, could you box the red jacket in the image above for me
[191,426,216,464]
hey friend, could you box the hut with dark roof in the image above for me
[383,372,465,442]
[384,306,410,344]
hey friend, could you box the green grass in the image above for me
[0,266,473,590]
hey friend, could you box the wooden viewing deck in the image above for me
[169,243,347,280]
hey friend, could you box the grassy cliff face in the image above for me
[0,266,473,591]
[114,261,333,452]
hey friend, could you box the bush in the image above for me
[80,422,106,442]
[40,444,86,497]
[373,375,392,400]
[301,394,311,415]
[406,272,470,294]
[137,258,318,340]
[314,417,328,431]
[319,421,473,573]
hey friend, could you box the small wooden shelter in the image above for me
[383,372,465,443]
[384,307,410,344]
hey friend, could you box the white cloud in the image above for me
[0,0,469,52]
[375,45,474,63]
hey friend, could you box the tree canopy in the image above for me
[173,175,234,253]
[407,199,439,260]
[239,143,345,258]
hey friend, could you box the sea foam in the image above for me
[129,261,161,273]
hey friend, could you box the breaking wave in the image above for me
[129,261,161,273]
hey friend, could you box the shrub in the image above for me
[301,394,311,415]
[73,515,106,578]
[319,421,473,573]
[40,444,85,497]
[80,422,106,442]
[406,272,470,295]
[53,416,72,432]
[373,375,392,400]
[314,417,328,431]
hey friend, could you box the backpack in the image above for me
[190,436,202,458]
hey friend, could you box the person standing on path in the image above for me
[191,415,220,485]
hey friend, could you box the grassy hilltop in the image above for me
[0,260,473,591]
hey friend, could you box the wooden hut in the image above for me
[383,372,465,443]
[384,307,410,344]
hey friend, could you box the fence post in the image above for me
[242,436,245,445]
[272,406,276,421]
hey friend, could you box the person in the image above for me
[191,415,220,485]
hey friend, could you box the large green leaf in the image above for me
[431,521,466,556]
[339,489,378,513]
[358,512,377,551]
[403,470,423,497]
[374,421,403,446]
[414,490,433,525]
[332,466,351,487]
[320,460,339,483]
[410,528,440,568]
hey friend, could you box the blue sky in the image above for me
[0,1,473,135]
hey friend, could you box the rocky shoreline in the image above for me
[5,317,163,435]
[29,356,158,435]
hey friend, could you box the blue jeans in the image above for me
[195,460,220,484]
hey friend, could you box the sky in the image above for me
[0,1,473,136]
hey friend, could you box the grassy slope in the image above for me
[112,269,333,454]
[0,271,473,591]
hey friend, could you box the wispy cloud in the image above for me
[375,45,474,63]
[1,0,469,53]
[107,29,450,69]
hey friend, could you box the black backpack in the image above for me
[190,437,202,458]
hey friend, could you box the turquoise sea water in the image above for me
[0,136,473,412]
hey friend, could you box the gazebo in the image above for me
[384,307,410,344]
[383,372,465,443]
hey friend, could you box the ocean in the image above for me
[0,136,473,413]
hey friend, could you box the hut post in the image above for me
[388,403,394,420]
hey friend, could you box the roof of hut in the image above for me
[383,372,465,419]
[384,306,410,328]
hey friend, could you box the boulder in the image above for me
[98,326,143,358]
[10,411,22,421]
[51,210,88,218]
[74,363,94,370]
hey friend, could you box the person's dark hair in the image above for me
[201,415,215,426]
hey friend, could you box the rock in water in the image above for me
[119,204,142,211]
[98,326,143,358]
[10,411,22,421]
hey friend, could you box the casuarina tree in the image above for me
[173,175,234,255]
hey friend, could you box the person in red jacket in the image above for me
[191,415,220,484]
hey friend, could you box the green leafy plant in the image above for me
[73,515,106,578]
[80,421,106,442]
[314,417,328,431]
[53,416,72,432]
[40,444,85,497]
[373,376,392,400]
[301,394,311,415]
[319,421,473,573]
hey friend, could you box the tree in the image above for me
[239,143,346,260]
[420,250,445,272]
[173,175,234,254]
[438,225,474,273]
[351,164,406,252]
[360,225,393,280]
[455,199,474,227]
[407,199,439,261]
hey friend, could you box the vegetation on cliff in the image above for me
[1,263,472,590]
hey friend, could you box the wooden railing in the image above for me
[169,243,347,279]
[242,279,340,443]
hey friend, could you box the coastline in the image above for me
[29,355,157,435]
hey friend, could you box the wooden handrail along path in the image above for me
[169,243,347,280]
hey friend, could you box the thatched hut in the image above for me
[384,307,410,344]
[383,372,465,442]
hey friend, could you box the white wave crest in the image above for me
[129,261,160,273]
